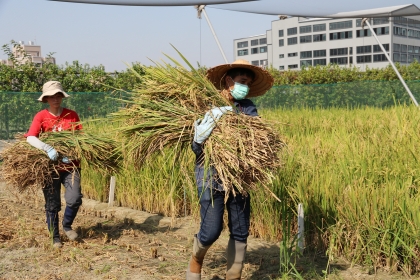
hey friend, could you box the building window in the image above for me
[373,17,389,25]
[238,49,248,56]
[313,34,326,42]
[300,51,312,58]
[395,16,408,26]
[260,46,267,53]
[288,52,298,57]
[401,54,407,63]
[300,35,312,43]
[287,27,298,35]
[237,41,248,48]
[408,54,414,63]
[356,46,372,54]
[313,49,326,57]
[393,53,400,62]
[279,30,284,37]
[330,57,348,65]
[314,59,327,66]
[394,44,401,52]
[251,60,259,66]
[401,45,407,52]
[251,47,259,54]
[279,39,284,47]
[408,18,420,28]
[330,31,352,40]
[373,44,389,52]
[288,37,298,45]
[288,64,298,69]
[260,59,268,66]
[301,60,312,67]
[408,29,420,39]
[251,39,259,46]
[394,26,407,37]
[356,29,371,38]
[259,38,267,44]
[329,20,352,30]
[356,55,372,63]
[313,24,326,32]
[415,46,420,54]
[300,25,311,33]
[330,48,348,56]
[279,54,284,58]
[373,27,389,35]
[279,65,285,70]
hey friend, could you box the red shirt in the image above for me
[25,108,82,137]
[25,108,82,170]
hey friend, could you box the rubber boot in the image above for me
[46,211,62,248]
[186,235,211,280]
[226,238,247,280]
[62,206,79,240]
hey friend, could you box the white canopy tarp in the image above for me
[208,1,420,18]
[49,0,255,6]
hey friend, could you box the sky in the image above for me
[0,0,418,72]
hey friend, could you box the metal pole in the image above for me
[363,18,419,107]
[297,203,304,252]
[199,6,229,63]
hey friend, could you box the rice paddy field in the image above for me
[1,104,420,279]
[66,104,420,278]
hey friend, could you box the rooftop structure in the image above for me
[1,41,56,66]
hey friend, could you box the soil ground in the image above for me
[0,139,408,280]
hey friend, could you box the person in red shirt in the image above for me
[25,81,83,248]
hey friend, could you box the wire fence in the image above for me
[254,80,420,109]
[1,80,420,139]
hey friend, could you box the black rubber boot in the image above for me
[46,211,62,248]
[62,206,79,240]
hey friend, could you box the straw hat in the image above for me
[206,59,274,98]
[38,81,69,102]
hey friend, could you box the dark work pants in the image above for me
[196,184,250,247]
[43,169,83,212]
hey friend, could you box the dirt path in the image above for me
[0,180,407,280]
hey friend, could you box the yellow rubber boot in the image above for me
[186,235,211,280]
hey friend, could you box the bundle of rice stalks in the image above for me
[206,113,284,198]
[110,47,284,198]
[0,140,53,193]
[0,131,120,193]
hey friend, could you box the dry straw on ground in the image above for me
[0,131,119,193]
[110,48,285,199]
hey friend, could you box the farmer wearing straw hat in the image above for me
[187,60,274,280]
[25,81,83,248]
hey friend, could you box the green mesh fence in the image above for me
[0,91,128,140]
[1,80,420,139]
[254,80,420,109]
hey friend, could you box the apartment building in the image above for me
[234,7,420,70]
[1,41,56,66]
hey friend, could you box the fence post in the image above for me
[108,176,116,207]
[297,203,304,252]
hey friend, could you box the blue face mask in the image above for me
[230,82,250,100]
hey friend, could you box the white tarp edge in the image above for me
[49,0,256,6]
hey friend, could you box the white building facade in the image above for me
[234,14,420,70]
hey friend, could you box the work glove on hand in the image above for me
[194,112,217,144]
[209,106,233,121]
[193,107,232,144]
[45,146,59,161]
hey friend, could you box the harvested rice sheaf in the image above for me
[0,131,119,193]
[205,113,284,198]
